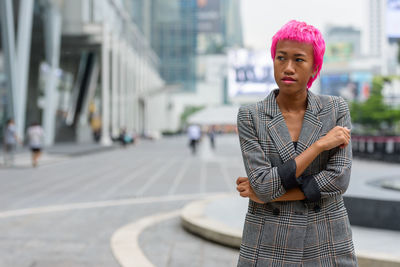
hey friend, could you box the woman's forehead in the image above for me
[276,39,313,55]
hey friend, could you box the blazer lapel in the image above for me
[296,90,323,155]
[263,90,296,162]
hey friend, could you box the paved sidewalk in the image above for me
[181,195,400,267]
[0,142,118,168]
[2,134,400,267]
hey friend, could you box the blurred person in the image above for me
[27,122,44,167]
[187,124,201,155]
[208,125,216,150]
[236,20,356,266]
[3,118,19,167]
[90,113,102,143]
[119,127,133,147]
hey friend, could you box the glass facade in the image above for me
[130,0,243,93]
[149,0,198,92]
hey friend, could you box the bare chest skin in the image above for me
[281,110,305,142]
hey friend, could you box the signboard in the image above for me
[324,42,354,62]
[320,72,372,101]
[197,0,221,33]
[387,0,400,39]
[228,49,277,99]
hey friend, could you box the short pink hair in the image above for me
[271,20,325,89]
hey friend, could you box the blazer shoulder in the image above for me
[238,101,263,116]
[317,94,348,114]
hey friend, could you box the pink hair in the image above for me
[271,20,325,89]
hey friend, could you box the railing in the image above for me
[352,135,400,162]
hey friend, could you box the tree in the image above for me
[350,76,400,134]
[398,40,400,65]
[180,105,205,128]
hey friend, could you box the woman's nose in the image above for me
[284,61,295,75]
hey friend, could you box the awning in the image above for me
[187,105,240,126]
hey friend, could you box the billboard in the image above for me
[387,0,400,39]
[228,49,277,99]
[324,42,354,62]
[196,0,221,33]
[320,72,372,101]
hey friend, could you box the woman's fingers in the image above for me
[236,185,245,192]
[343,128,351,140]
[236,176,248,185]
[236,181,249,192]
[237,180,250,198]
[320,126,352,150]
[240,190,249,197]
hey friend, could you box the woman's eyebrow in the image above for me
[277,51,306,57]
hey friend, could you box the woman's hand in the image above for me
[316,126,351,151]
[236,177,265,203]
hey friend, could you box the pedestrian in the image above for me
[236,20,357,266]
[208,125,216,150]
[3,118,19,167]
[187,124,201,155]
[27,122,44,167]
[90,113,102,143]
[119,127,133,147]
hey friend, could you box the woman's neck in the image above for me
[276,89,307,113]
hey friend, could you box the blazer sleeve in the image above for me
[237,106,287,203]
[300,97,352,201]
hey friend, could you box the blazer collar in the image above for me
[262,89,323,117]
[263,89,323,162]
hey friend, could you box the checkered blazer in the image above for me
[237,89,357,266]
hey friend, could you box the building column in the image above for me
[42,4,62,146]
[100,23,112,146]
[137,55,145,135]
[126,48,132,134]
[133,52,140,133]
[142,61,149,136]
[111,34,120,138]
[15,0,34,141]
[0,0,17,120]
[126,47,134,134]
[119,40,126,131]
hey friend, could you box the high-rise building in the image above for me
[131,0,243,92]
[324,26,361,61]
[368,0,386,57]
[368,0,400,75]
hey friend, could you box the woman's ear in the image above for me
[311,68,318,79]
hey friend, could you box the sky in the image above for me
[240,0,367,52]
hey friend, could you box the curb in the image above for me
[180,195,242,248]
[180,197,400,267]
[111,210,181,267]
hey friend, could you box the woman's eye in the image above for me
[277,56,285,61]
[296,58,304,62]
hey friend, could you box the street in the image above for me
[0,135,244,267]
[2,134,400,267]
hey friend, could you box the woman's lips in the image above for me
[282,77,296,84]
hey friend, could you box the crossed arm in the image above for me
[236,102,352,203]
[236,128,350,203]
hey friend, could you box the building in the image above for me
[0,0,166,145]
[368,0,400,75]
[130,0,243,94]
[128,0,243,132]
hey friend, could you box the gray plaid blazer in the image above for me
[237,89,357,266]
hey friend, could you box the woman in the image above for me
[236,21,357,266]
[27,122,44,167]
[3,118,19,167]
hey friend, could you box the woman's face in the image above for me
[273,39,316,94]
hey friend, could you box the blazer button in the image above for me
[313,205,321,213]
[273,208,280,216]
